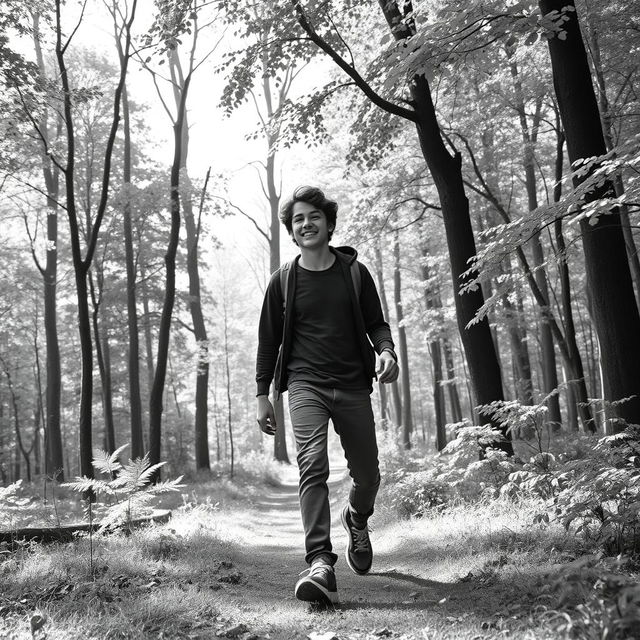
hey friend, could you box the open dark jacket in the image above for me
[255,246,395,397]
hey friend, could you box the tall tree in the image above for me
[167,44,212,471]
[582,1,640,310]
[144,0,218,471]
[458,114,596,432]
[393,230,413,447]
[290,0,513,452]
[50,0,137,480]
[27,11,65,480]
[374,242,402,425]
[539,0,640,431]
[421,243,447,450]
[109,0,145,460]
[507,53,561,425]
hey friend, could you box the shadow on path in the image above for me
[188,463,543,639]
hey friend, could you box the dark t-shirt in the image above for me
[287,260,368,389]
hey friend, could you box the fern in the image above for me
[117,456,166,492]
[152,477,185,494]
[64,478,113,496]
[62,446,185,530]
[91,444,128,476]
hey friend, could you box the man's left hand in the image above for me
[377,350,399,383]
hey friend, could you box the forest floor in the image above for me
[0,461,635,639]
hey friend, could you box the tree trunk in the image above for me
[149,86,189,472]
[168,50,211,471]
[33,402,42,476]
[550,117,595,432]
[508,54,562,426]
[54,0,136,483]
[583,10,640,310]
[376,3,512,452]
[293,1,511,448]
[32,13,64,480]
[561,364,580,431]
[476,213,504,379]
[140,262,156,404]
[184,175,212,471]
[92,294,116,454]
[408,81,510,450]
[540,0,640,432]
[13,452,20,483]
[530,231,561,426]
[223,300,235,478]
[421,243,447,449]
[74,267,95,480]
[267,148,289,464]
[120,81,145,460]
[102,332,116,453]
[43,177,64,480]
[442,338,463,423]
[501,288,533,405]
[431,343,446,450]
[1,358,32,482]
[374,243,401,425]
[393,231,413,448]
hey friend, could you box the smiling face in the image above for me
[290,201,334,249]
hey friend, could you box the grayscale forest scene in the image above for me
[1,0,640,638]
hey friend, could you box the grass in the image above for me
[2,448,640,639]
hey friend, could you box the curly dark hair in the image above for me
[279,186,338,241]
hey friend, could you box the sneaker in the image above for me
[294,560,338,605]
[341,504,372,575]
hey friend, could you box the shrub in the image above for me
[233,450,286,487]
[382,425,519,517]
[553,426,640,555]
[385,471,449,518]
[542,557,640,639]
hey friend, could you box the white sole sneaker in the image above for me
[294,575,339,605]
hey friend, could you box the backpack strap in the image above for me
[279,257,361,313]
[350,261,361,299]
[279,260,293,311]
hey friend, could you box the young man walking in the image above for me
[256,186,399,605]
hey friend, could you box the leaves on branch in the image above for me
[460,133,640,324]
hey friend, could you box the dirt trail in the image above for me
[201,464,518,640]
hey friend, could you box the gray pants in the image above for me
[288,380,380,566]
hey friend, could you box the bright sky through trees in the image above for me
[7,1,335,256]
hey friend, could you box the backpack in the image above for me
[279,258,361,311]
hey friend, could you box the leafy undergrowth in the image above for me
[0,449,281,532]
[2,470,638,640]
[2,433,640,639]
[375,418,640,639]
[0,481,89,529]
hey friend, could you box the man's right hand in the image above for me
[256,395,277,436]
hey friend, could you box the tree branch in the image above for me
[84,0,138,269]
[195,166,211,251]
[212,195,270,243]
[291,0,417,123]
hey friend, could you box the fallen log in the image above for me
[0,509,172,545]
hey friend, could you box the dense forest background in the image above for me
[1,0,639,485]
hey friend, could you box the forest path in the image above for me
[200,464,517,640]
